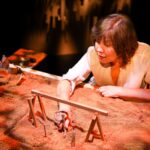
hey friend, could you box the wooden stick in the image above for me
[96,115,104,140]
[27,99,37,127]
[85,114,104,142]
[31,89,108,116]
[71,128,76,147]
[85,116,96,142]
[44,125,47,137]
[37,95,47,121]
[28,96,36,119]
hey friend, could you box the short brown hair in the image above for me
[91,13,138,67]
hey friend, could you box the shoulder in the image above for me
[86,46,95,57]
[86,46,95,63]
[136,42,150,56]
[87,46,95,53]
[133,42,150,67]
[138,42,150,51]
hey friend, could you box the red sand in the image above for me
[0,69,150,150]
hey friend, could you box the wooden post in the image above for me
[27,95,47,127]
[31,89,108,141]
[27,98,37,127]
[85,115,96,142]
[31,89,108,116]
[96,114,104,140]
[37,95,47,121]
[28,96,36,119]
[85,113,104,142]
[71,128,76,147]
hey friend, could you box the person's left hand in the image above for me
[97,85,122,98]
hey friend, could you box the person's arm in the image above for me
[98,86,150,101]
[120,87,150,101]
[55,51,91,130]
[57,51,91,101]
[57,79,71,112]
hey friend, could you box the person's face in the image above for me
[94,41,118,65]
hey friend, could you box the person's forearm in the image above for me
[57,79,71,99]
[119,87,150,101]
[57,79,72,112]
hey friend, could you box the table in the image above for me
[0,70,150,149]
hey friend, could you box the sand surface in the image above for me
[0,69,150,150]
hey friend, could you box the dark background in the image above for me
[0,0,149,76]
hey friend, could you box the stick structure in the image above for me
[31,89,108,116]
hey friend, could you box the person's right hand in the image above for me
[56,79,72,132]
[54,111,71,132]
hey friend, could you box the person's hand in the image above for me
[56,79,73,133]
[54,111,71,133]
[97,85,122,98]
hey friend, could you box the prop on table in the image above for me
[85,114,104,142]
[16,73,26,86]
[0,55,9,69]
[8,48,47,68]
[28,89,108,146]
[0,55,22,75]
[0,55,11,86]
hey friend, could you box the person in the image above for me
[55,13,150,131]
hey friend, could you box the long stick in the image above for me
[31,89,108,116]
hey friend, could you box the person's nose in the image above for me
[95,42,104,53]
[97,46,104,53]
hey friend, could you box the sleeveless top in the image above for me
[87,42,150,88]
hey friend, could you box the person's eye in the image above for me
[104,42,112,47]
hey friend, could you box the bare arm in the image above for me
[57,79,71,112]
[55,48,92,130]
[119,87,150,101]
[56,50,92,111]
[55,79,72,130]
[99,86,150,102]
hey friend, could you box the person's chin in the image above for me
[99,57,107,64]
[99,59,110,67]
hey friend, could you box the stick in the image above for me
[31,89,108,116]
[27,99,37,127]
[44,125,47,137]
[71,128,76,147]
[85,115,96,142]
[37,95,47,121]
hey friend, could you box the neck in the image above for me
[111,57,122,67]
[110,58,122,85]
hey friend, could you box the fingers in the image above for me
[54,111,71,132]
[97,86,120,98]
[96,86,112,97]
[96,86,107,96]
[58,118,70,132]
[64,118,70,128]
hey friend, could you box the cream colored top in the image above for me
[63,42,150,91]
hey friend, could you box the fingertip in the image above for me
[65,119,70,128]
